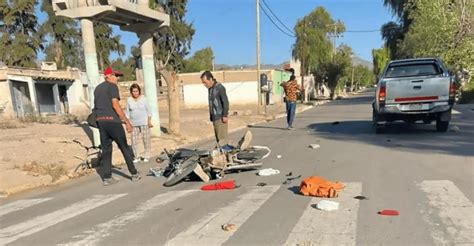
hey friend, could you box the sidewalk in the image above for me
[0,101,323,197]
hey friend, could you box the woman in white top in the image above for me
[126,83,153,163]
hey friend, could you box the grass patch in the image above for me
[459,89,474,104]
[16,161,68,182]
[0,119,27,129]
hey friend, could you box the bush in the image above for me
[459,89,474,104]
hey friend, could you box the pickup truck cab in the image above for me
[373,58,456,133]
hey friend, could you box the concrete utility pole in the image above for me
[80,18,100,146]
[301,17,306,103]
[256,0,262,114]
[351,60,355,92]
[53,0,170,140]
[139,33,161,137]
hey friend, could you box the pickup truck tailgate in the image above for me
[385,76,450,104]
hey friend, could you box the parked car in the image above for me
[372,58,456,133]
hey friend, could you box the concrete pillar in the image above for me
[80,18,101,146]
[139,33,161,137]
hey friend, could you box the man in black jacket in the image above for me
[200,71,229,147]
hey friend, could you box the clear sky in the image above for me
[38,0,395,65]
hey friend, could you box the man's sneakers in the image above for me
[103,177,119,186]
[287,126,295,130]
[103,173,140,185]
[131,173,142,182]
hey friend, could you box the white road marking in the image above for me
[418,180,474,245]
[61,190,197,246]
[284,182,362,246]
[452,109,462,115]
[167,185,280,246]
[0,198,53,217]
[0,194,126,246]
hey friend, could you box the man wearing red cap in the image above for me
[94,67,141,185]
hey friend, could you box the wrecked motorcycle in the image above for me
[154,131,271,187]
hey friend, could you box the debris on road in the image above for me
[277,155,282,159]
[222,223,237,232]
[450,126,460,132]
[149,167,166,177]
[316,200,339,211]
[201,180,238,191]
[287,175,301,181]
[300,176,344,198]
[257,168,280,176]
[309,144,320,149]
[256,182,267,187]
[283,174,302,185]
[378,209,400,216]
[354,196,369,200]
[286,172,293,177]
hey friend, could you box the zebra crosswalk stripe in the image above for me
[60,190,198,246]
[418,180,474,245]
[284,182,362,246]
[0,194,126,246]
[167,185,280,246]
[0,198,53,218]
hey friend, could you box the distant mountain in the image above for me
[215,56,373,71]
[352,57,373,70]
[215,63,287,71]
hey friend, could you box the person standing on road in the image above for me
[94,67,141,186]
[200,71,230,148]
[126,83,152,163]
[281,74,301,130]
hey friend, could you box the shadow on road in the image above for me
[308,119,474,157]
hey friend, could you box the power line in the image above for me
[259,3,295,37]
[261,0,294,35]
[345,26,402,33]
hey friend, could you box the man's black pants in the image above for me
[98,121,137,179]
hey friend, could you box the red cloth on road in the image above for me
[201,180,236,191]
[378,210,400,216]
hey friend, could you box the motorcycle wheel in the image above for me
[163,155,199,187]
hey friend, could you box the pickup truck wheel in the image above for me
[436,119,449,132]
[372,109,384,134]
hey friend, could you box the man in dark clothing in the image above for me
[94,67,141,186]
[200,71,229,147]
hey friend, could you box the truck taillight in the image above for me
[379,85,386,102]
[449,82,456,99]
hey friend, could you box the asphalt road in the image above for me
[1,89,473,246]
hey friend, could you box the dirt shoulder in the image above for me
[0,102,324,198]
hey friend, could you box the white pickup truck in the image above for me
[373,58,456,133]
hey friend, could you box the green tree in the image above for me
[0,0,42,67]
[111,57,136,81]
[182,47,214,73]
[353,65,374,88]
[94,22,125,71]
[39,0,83,69]
[313,45,352,99]
[150,0,195,135]
[381,0,413,59]
[292,7,343,78]
[372,47,390,81]
[399,0,473,75]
